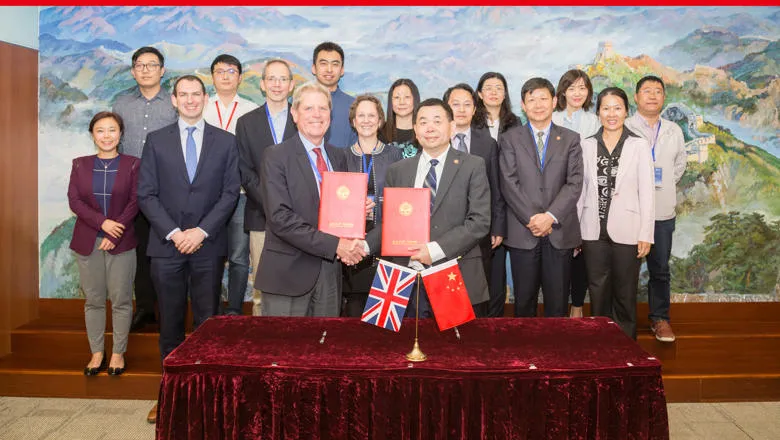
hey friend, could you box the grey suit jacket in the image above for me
[499,122,583,250]
[367,148,491,305]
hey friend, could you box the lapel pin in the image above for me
[453,159,459,164]
[556,136,561,141]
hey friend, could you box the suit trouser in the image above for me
[133,213,157,314]
[249,230,265,316]
[508,238,571,317]
[261,259,342,317]
[569,251,588,307]
[225,194,250,314]
[488,244,508,317]
[76,239,135,354]
[152,253,223,361]
[582,237,640,339]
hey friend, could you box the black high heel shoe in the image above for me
[83,356,106,376]
[108,359,126,376]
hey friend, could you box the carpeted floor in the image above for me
[0,397,778,439]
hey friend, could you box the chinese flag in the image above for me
[421,259,475,331]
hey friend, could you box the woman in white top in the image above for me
[577,87,655,339]
[552,69,600,318]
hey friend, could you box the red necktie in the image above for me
[313,147,328,176]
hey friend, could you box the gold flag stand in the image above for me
[406,272,427,362]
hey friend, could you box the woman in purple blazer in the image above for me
[68,111,140,376]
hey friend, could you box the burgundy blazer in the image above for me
[68,154,140,256]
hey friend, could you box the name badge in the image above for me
[654,167,663,188]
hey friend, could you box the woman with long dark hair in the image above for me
[381,78,420,158]
[474,72,520,142]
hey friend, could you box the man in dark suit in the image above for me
[256,81,366,317]
[236,59,297,316]
[444,84,507,317]
[137,75,240,360]
[366,98,491,317]
[499,77,583,318]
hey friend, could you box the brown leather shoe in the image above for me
[146,403,158,424]
[650,320,676,342]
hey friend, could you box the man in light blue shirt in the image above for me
[311,41,357,148]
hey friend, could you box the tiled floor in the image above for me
[0,397,778,439]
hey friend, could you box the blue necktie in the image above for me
[422,158,439,212]
[185,126,197,182]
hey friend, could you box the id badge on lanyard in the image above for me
[651,123,663,188]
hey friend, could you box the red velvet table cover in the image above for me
[157,317,668,440]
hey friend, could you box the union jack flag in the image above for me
[361,260,417,332]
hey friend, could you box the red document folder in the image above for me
[318,172,369,238]
[381,187,430,256]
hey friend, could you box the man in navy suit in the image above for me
[137,75,240,360]
[236,59,297,316]
[256,81,365,317]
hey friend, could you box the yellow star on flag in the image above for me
[447,272,457,282]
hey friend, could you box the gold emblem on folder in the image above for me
[399,202,413,217]
[336,185,350,200]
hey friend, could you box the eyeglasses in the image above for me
[214,68,239,76]
[482,86,505,93]
[133,63,161,72]
[264,76,291,84]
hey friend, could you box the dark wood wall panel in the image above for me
[0,41,39,357]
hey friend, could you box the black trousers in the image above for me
[133,213,158,314]
[570,251,588,307]
[508,238,571,317]
[152,253,223,361]
[484,243,508,317]
[582,236,640,339]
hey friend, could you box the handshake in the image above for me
[336,238,368,266]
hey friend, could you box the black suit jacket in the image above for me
[137,121,240,258]
[255,135,347,296]
[468,127,507,238]
[236,103,297,231]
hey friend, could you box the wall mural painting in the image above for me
[38,6,779,301]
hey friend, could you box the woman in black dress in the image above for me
[342,95,403,317]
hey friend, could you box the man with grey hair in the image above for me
[255,82,366,317]
[236,59,297,315]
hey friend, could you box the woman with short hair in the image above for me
[577,87,655,339]
[68,111,140,375]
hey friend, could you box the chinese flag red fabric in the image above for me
[421,259,475,331]
[318,172,368,238]
[381,187,430,256]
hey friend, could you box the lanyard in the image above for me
[650,121,661,162]
[265,105,280,145]
[305,145,333,186]
[528,122,551,169]
[216,101,238,131]
[359,140,380,177]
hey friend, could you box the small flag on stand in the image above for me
[361,260,417,332]
[421,259,475,331]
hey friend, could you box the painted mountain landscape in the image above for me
[38,6,779,300]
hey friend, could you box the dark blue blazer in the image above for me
[137,121,240,258]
